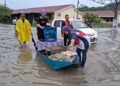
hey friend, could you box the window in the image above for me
[71,20,88,28]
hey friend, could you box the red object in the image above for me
[79,31,87,36]
[64,21,73,28]
[74,38,80,44]
[74,31,87,44]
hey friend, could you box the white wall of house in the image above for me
[118,14,120,24]
[54,6,83,21]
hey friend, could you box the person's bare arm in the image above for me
[37,24,44,29]
[68,39,75,51]
[70,39,75,46]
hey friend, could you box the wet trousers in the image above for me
[76,47,89,67]
[64,34,71,46]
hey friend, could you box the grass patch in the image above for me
[93,23,112,28]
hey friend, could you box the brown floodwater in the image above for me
[0,24,120,86]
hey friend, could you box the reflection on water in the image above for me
[17,46,32,64]
[90,44,97,51]
[111,31,118,41]
[36,58,88,86]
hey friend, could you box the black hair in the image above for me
[65,14,69,17]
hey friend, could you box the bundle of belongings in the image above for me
[36,26,64,55]
[49,51,78,63]
[43,26,57,42]
[36,39,64,51]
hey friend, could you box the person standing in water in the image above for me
[15,13,32,46]
[37,9,49,41]
[69,31,91,67]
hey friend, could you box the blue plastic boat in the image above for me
[35,26,79,70]
[36,52,79,70]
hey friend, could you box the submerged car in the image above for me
[52,19,98,43]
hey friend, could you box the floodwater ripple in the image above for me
[1,25,120,86]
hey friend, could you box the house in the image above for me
[83,10,120,24]
[12,4,83,24]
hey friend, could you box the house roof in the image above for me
[12,4,74,14]
[83,10,120,17]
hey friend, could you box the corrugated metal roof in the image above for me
[12,4,73,14]
[83,10,120,17]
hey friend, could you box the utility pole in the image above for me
[4,0,6,7]
[77,0,79,19]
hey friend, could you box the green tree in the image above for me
[92,0,120,29]
[92,0,120,19]
[0,5,12,23]
[84,13,101,24]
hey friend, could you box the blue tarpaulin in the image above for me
[44,26,57,42]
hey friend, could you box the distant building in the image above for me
[12,4,83,24]
[83,10,120,23]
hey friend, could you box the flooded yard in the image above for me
[0,24,120,86]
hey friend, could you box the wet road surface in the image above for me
[0,24,120,86]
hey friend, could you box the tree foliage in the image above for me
[78,6,104,11]
[84,13,101,24]
[91,0,120,19]
[79,3,120,11]
[0,5,12,23]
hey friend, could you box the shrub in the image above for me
[0,5,12,23]
[84,13,101,24]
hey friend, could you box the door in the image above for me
[53,20,64,39]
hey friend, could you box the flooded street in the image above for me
[0,24,120,86]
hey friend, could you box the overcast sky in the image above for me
[0,0,103,9]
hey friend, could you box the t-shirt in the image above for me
[37,16,48,40]
[37,16,48,27]
[62,21,73,28]
[62,21,73,37]
[71,33,91,50]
